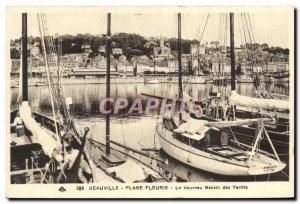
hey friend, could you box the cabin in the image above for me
[162,117,249,162]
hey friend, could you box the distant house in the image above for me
[119,55,127,61]
[245,43,260,50]
[144,41,157,49]
[153,39,172,60]
[261,43,269,50]
[113,48,123,55]
[81,43,91,49]
[98,46,106,54]
[190,42,206,56]
[210,41,220,49]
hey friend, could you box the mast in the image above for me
[22,13,28,101]
[230,12,236,91]
[153,46,156,78]
[197,44,200,75]
[106,13,111,154]
[178,13,183,121]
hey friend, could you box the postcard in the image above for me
[6,6,295,199]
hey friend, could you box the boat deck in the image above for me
[87,141,168,183]
[205,146,247,161]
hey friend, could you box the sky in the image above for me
[7,9,293,48]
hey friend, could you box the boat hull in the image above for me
[201,112,289,159]
[229,126,289,158]
[275,77,289,84]
[158,133,249,176]
[157,123,286,176]
[183,77,206,84]
[237,78,253,83]
[147,79,160,84]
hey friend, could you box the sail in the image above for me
[172,117,267,140]
[192,59,198,69]
[106,159,161,183]
[174,118,210,138]
[229,91,289,111]
[205,118,269,129]
[19,101,59,156]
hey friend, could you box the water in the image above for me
[10,82,290,182]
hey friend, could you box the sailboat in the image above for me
[181,13,290,157]
[147,79,160,84]
[10,13,94,184]
[86,13,168,183]
[156,13,286,176]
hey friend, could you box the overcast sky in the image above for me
[7,9,293,48]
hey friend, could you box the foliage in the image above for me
[10,33,289,60]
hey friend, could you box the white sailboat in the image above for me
[157,13,286,176]
[157,116,285,176]
[146,79,160,84]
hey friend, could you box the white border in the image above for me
[1,0,299,203]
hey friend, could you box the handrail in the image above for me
[31,157,45,184]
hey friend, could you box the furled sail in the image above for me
[229,91,289,111]
[174,118,209,139]
[205,118,270,129]
[19,101,60,157]
[106,159,161,183]
[172,117,266,140]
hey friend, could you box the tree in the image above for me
[10,48,21,59]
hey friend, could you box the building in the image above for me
[144,41,157,49]
[190,42,206,57]
[153,39,172,60]
[69,67,118,79]
[98,45,106,54]
[81,43,91,50]
[112,48,123,55]
[210,41,220,49]
[245,43,260,50]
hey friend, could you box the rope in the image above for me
[120,119,127,152]
[267,173,270,182]
[241,13,249,67]
[247,13,256,44]
[238,13,245,51]
[251,13,261,43]
[152,113,161,150]
[37,13,60,141]
[243,13,253,45]
[198,13,210,45]
[281,170,289,178]
[223,14,228,77]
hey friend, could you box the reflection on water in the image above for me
[10,82,289,182]
[10,82,289,116]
